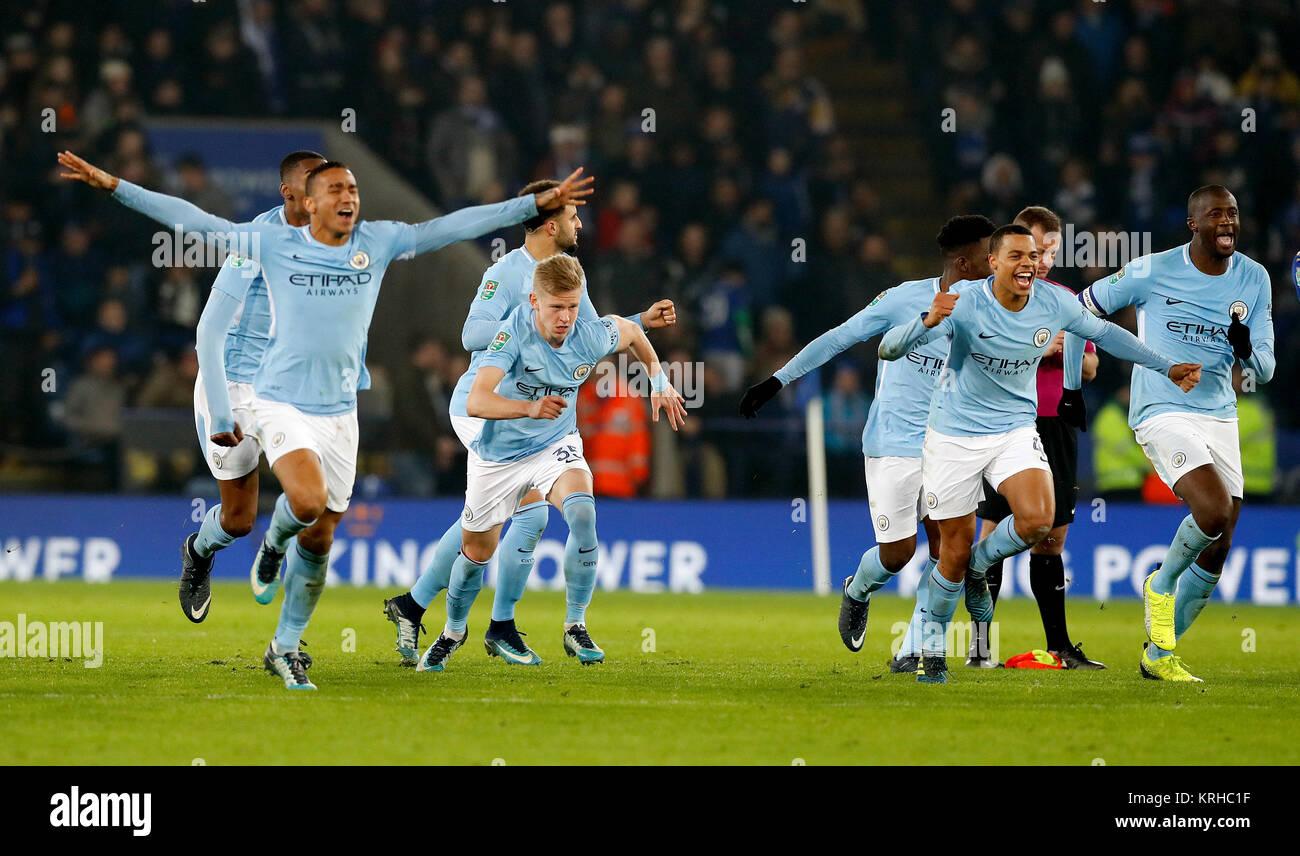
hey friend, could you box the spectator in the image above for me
[136,347,199,409]
[823,362,870,496]
[172,154,234,220]
[389,336,453,497]
[426,75,517,207]
[60,346,125,445]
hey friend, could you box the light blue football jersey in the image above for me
[113,179,536,427]
[472,304,621,463]
[449,247,605,419]
[1082,244,1275,428]
[775,277,949,458]
[211,205,283,384]
[882,277,1176,437]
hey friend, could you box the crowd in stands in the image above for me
[1,1,1296,499]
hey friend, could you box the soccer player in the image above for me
[58,150,592,689]
[383,179,674,666]
[968,206,1104,669]
[740,215,996,672]
[413,253,687,672]
[879,224,1201,684]
[1069,185,1274,682]
[180,150,325,624]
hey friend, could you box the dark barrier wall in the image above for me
[2,497,1298,605]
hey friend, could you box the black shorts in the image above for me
[976,415,1079,528]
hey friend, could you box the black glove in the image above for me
[1057,387,1088,432]
[1228,311,1252,360]
[740,376,782,418]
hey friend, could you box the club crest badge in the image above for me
[1034,328,1052,348]
[1229,300,1249,322]
[349,251,370,270]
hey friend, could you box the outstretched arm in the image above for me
[610,315,686,430]
[58,151,271,260]
[411,167,595,257]
[1063,308,1201,391]
[410,196,539,256]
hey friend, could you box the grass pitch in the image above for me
[2,581,1297,765]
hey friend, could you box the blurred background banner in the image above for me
[144,122,326,220]
[3,495,1297,603]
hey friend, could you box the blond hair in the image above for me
[533,253,584,296]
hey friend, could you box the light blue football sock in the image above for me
[193,504,237,558]
[898,557,935,657]
[445,551,488,634]
[410,519,462,609]
[846,546,895,602]
[1151,514,1219,596]
[561,493,598,624]
[265,493,315,554]
[921,566,963,656]
[271,542,328,653]
[492,501,548,622]
[1175,563,1220,641]
[969,515,1028,578]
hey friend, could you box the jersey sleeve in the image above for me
[476,312,523,375]
[210,253,260,302]
[774,293,895,384]
[592,316,621,361]
[390,196,539,260]
[1061,301,1174,376]
[461,267,513,352]
[194,290,242,434]
[1080,258,1149,316]
[112,180,276,261]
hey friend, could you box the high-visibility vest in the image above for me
[1093,402,1148,493]
[577,379,650,498]
[1237,396,1275,496]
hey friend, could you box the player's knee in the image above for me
[219,509,256,539]
[297,531,334,556]
[879,539,915,573]
[288,493,327,525]
[1015,510,1053,546]
[514,503,549,544]
[1191,502,1231,538]
[461,539,494,565]
[561,494,597,536]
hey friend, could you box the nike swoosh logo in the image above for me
[524,366,542,373]
[579,547,597,554]
[978,332,996,339]
[1055,584,1067,591]
[1165,298,1184,305]
[851,631,865,648]
[189,594,211,621]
